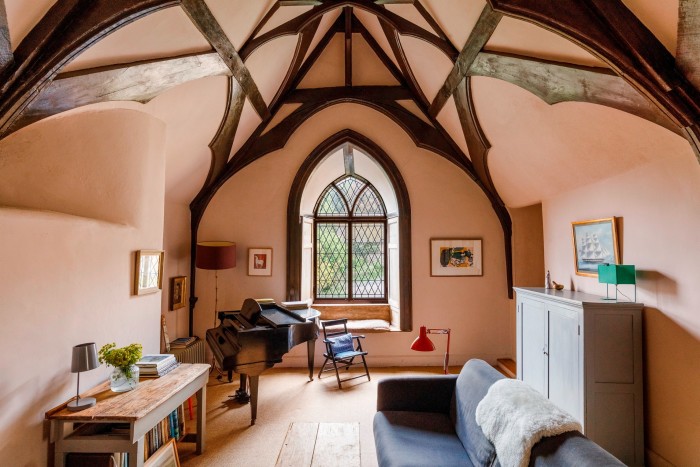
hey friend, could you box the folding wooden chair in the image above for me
[318,319,370,389]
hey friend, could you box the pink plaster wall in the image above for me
[0,109,166,466]
[196,103,512,368]
[542,149,700,466]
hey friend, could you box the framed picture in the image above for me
[430,239,483,276]
[144,438,180,467]
[169,276,187,310]
[571,217,620,277]
[134,250,164,295]
[248,248,272,276]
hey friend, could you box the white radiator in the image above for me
[168,338,206,364]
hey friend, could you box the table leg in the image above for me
[128,436,144,467]
[196,384,206,454]
[307,339,316,381]
[54,421,65,467]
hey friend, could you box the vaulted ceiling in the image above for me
[1,0,699,294]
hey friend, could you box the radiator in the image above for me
[168,338,206,364]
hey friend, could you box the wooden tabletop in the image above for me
[46,363,209,421]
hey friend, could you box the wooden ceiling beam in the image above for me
[269,16,322,111]
[181,0,270,120]
[379,18,428,108]
[429,4,501,117]
[354,18,405,87]
[678,0,700,90]
[240,0,456,62]
[413,1,451,45]
[469,51,681,136]
[345,6,353,87]
[488,0,700,162]
[0,0,179,139]
[9,52,229,134]
[286,85,413,102]
[0,0,11,76]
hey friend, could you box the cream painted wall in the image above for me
[0,109,166,466]
[542,149,700,467]
[161,201,192,342]
[195,103,512,367]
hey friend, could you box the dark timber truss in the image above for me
[0,0,699,335]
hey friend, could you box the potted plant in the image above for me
[98,342,143,392]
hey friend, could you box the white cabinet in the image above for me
[514,287,644,466]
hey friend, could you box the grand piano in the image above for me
[206,298,320,425]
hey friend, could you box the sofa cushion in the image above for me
[374,411,474,467]
[453,359,503,467]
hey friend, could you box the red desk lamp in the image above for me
[411,326,451,374]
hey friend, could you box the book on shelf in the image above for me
[280,300,310,310]
[113,404,185,466]
[169,336,197,348]
[139,360,179,377]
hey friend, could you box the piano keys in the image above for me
[206,298,320,425]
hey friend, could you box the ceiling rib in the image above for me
[678,0,700,90]
[379,19,428,108]
[429,4,502,118]
[413,1,450,44]
[286,85,412,102]
[345,7,353,86]
[0,0,179,139]
[181,0,270,120]
[354,18,405,88]
[239,1,456,62]
[488,0,700,161]
[249,3,281,42]
[10,52,229,134]
[0,0,11,75]
[469,51,680,136]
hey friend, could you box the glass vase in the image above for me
[110,365,139,392]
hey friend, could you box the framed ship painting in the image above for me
[571,218,620,277]
[430,239,483,276]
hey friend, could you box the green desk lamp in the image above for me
[598,264,636,302]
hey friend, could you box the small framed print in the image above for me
[170,276,187,310]
[572,217,620,277]
[248,248,272,276]
[134,250,164,295]
[430,239,483,276]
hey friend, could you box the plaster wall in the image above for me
[0,109,166,467]
[542,149,700,467]
[196,103,512,368]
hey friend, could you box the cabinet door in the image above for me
[519,297,547,396]
[547,303,582,423]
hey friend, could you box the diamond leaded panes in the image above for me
[352,223,385,298]
[316,223,348,299]
[314,175,387,301]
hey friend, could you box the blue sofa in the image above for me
[373,359,624,467]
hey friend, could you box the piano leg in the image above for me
[233,374,251,403]
[249,375,259,425]
[307,339,316,381]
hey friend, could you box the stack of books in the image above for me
[281,300,310,310]
[136,354,178,377]
[169,336,197,349]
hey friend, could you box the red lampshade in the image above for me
[196,241,236,270]
[410,326,436,352]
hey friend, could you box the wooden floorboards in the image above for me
[276,422,360,467]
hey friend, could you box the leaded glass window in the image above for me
[314,175,387,301]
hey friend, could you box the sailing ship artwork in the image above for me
[571,218,620,276]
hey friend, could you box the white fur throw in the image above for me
[475,379,582,467]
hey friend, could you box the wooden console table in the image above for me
[46,363,209,467]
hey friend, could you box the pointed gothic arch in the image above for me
[287,129,412,331]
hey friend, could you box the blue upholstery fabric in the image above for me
[329,333,355,354]
[373,411,474,467]
[452,359,501,467]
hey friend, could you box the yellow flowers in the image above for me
[98,342,143,378]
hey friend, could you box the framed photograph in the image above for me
[430,239,482,276]
[134,250,164,295]
[169,276,187,310]
[571,217,620,277]
[144,438,180,467]
[248,248,273,276]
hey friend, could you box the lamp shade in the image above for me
[598,264,636,285]
[196,241,236,270]
[71,343,99,373]
[410,326,435,352]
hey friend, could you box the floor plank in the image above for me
[312,422,360,467]
[276,422,319,467]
